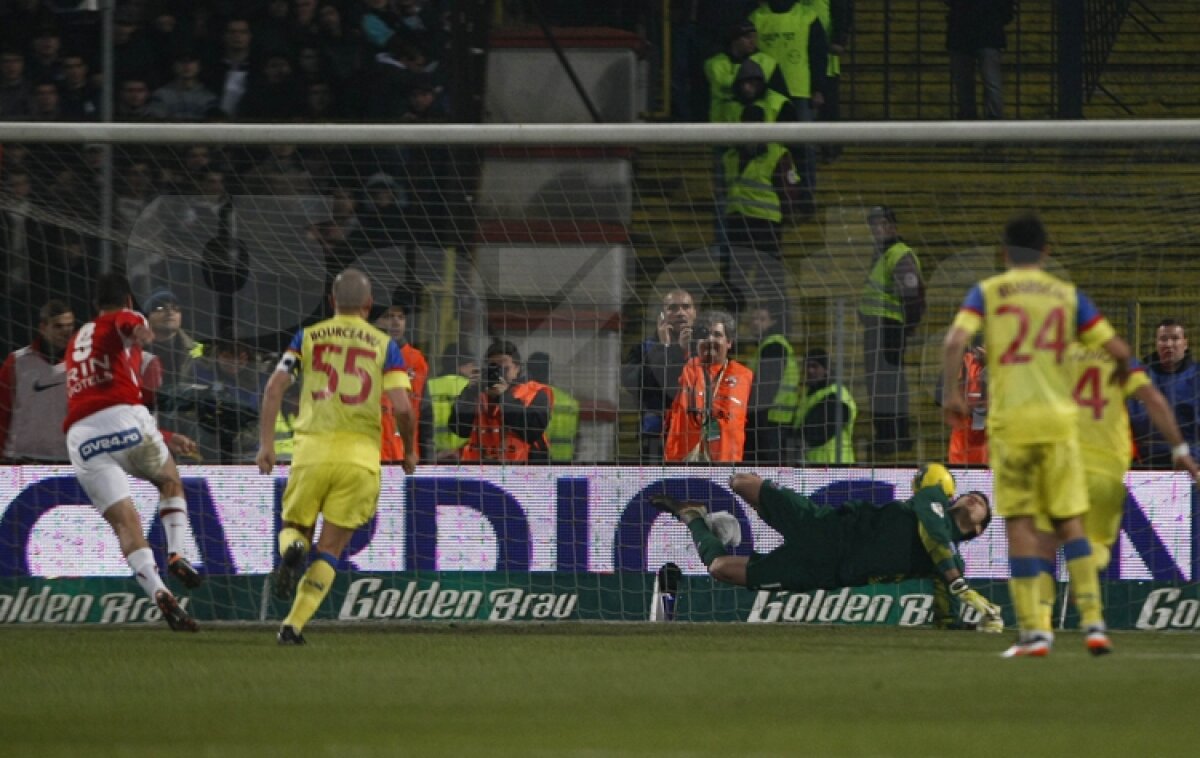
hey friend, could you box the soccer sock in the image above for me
[1063,538,1105,630]
[1089,540,1112,573]
[686,519,728,568]
[158,497,189,556]
[1008,556,1044,634]
[283,553,337,633]
[127,547,167,600]
[1037,558,1056,632]
[278,526,310,558]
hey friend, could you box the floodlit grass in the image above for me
[2,623,1195,757]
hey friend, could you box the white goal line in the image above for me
[0,120,1198,145]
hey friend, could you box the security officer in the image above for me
[859,205,924,455]
[795,348,856,463]
[724,58,801,255]
[427,343,475,462]
[745,302,799,464]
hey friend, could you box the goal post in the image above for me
[0,120,1198,629]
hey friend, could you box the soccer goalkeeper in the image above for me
[652,464,1003,631]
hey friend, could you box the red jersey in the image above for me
[381,342,429,461]
[64,309,149,431]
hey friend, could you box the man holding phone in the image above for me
[621,288,698,461]
[449,340,552,463]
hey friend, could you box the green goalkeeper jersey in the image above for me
[834,487,965,587]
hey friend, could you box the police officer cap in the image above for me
[867,205,897,223]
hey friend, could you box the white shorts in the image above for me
[67,404,170,512]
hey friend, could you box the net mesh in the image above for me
[1,126,1198,626]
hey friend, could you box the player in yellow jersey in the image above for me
[1028,347,1200,630]
[256,268,417,645]
[942,211,1131,658]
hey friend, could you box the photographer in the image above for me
[664,310,754,463]
[450,340,552,464]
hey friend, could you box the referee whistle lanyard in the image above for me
[692,359,730,463]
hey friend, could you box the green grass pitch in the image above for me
[3,624,1196,757]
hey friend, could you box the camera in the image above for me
[485,362,504,386]
[690,323,711,352]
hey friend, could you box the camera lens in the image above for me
[486,363,503,384]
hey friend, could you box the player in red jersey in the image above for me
[64,273,201,632]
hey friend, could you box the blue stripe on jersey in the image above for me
[384,339,405,371]
[1009,556,1043,578]
[960,284,985,315]
[1076,291,1102,331]
[287,328,304,355]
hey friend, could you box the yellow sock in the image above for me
[283,558,336,633]
[1065,542,1104,629]
[1037,570,1056,632]
[1009,576,1043,633]
[1090,540,1111,573]
[278,527,309,558]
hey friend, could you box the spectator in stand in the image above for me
[203,17,255,117]
[450,340,552,464]
[145,2,188,77]
[427,343,476,462]
[143,288,204,391]
[946,0,1014,120]
[115,78,157,121]
[303,79,339,120]
[255,0,297,58]
[149,51,218,122]
[240,52,305,122]
[622,288,698,461]
[355,173,408,251]
[361,0,406,51]
[527,351,581,464]
[112,8,160,88]
[1,169,39,349]
[795,348,857,464]
[0,299,75,462]
[0,47,31,120]
[26,80,61,121]
[399,72,447,122]
[373,301,433,463]
[58,53,98,121]
[245,142,316,196]
[30,227,97,327]
[190,338,267,462]
[744,302,799,464]
[664,309,754,463]
[26,25,63,86]
[1130,319,1200,468]
[292,0,323,48]
[316,2,364,88]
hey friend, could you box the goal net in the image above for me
[0,121,1197,630]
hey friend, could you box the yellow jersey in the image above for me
[951,268,1115,444]
[1067,345,1150,470]
[280,314,411,470]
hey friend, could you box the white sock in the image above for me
[127,547,166,599]
[158,497,189,556]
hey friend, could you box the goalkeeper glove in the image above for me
[949,578,1004,634]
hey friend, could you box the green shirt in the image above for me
[835,487,964,587]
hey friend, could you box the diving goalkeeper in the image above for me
[653,464,1003,630]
